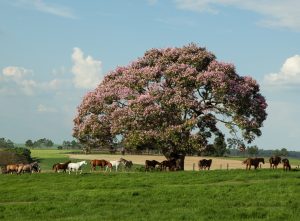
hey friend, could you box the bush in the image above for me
[0,147,33,166]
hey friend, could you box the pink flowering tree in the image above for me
[73,44,267,169]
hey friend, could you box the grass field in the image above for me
[1,170,299,221]
[0,149,299,221]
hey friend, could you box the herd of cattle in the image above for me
[242,156,292,171]
[0,155,294,174]
[145,158,212,171]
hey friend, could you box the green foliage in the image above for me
[0,137,15,148]
[0,170,299,221]
[61,140,82,149]
[273,148,289,157]
[247,145,259,156]
[31,138,54,148]
[213,135,228,156]
[25,139,34,148]
[0,147,32,165]
[280,148,288,156]
[199,135,229,157]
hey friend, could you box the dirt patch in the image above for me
[67,154,273,170]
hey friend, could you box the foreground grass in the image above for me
[0,170,299,221]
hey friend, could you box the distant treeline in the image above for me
[229,148,300,158]
[0,137,300,158]
[0,137,80,149]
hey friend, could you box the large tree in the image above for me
[73,44,267,169]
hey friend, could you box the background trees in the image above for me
[60,140,82,149]
[25,139,34,148]
[0,138,14,148]
[25,138,53,148]
[247,145,259,157]
[74,44,267,166]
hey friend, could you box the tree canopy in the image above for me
[73,44,267,158]
[0,138,15,148]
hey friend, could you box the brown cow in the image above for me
[282,158,291,171]
[243,158,265,170]
[198,159,212,170]
[269,156,281,169]
[160,159,177,171]
[145,160,161,171]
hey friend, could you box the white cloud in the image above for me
[52,66,67,76]
[2,66,33,82]
[174,0,300,31]
[14,0,76,19]
[1,66,37,95]
[264,55,300,86]
[1,66,69,96]
[71,47,103,89]
[37,104,57,113]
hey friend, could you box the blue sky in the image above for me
[0,0,300,150]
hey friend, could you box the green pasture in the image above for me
[0,149,299,221]
[30,149,80,171]
[1,170,299,221]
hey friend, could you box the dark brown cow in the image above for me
[282,158,291,171]
[198,159,212,170]
[243,158,265,170]
[160,159,177,171]
[145,160,161,171]
[269,156,281,169]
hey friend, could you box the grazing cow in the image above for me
[160,159,177,171]
[282,158,291,171]
[243,158,265,170]
[269,156,281,169]
[198,159,212,170]
[145,160,161,171]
